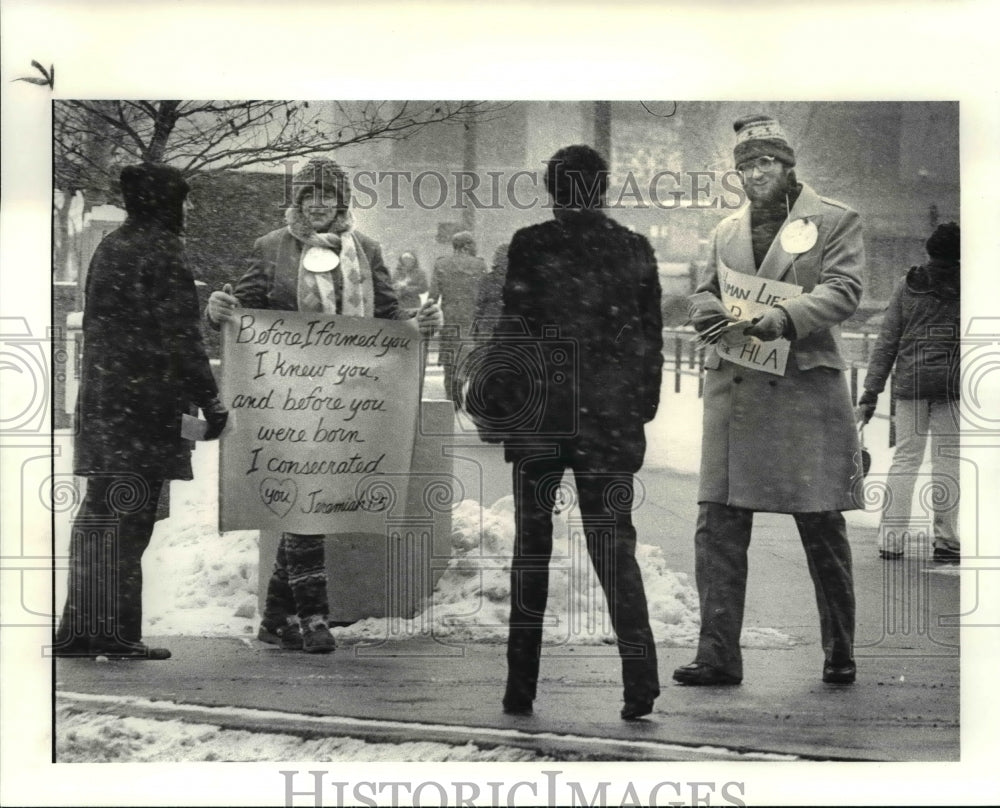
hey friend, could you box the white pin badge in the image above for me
[780,219,818,254]
[302,246,340,272]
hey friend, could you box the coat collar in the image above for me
[722,183,825,282]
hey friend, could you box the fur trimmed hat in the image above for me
[290,157,351,212]
[733,114,796,168]
[925,221,960,261]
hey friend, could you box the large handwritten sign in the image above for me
[716,264,802,376]
[219,310,421,533]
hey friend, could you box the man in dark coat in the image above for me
[472,243,509,340]
[858,222,961,562]
[55,162,228,660]
[482,144,663,720]
[430,231,488,406]
[678,115,864,688]
[207,158,441,654]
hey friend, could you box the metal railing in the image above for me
[661,326,895,445]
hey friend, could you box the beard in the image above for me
[743,166,793,206]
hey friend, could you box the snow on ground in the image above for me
[124,443,794,649]
[55,705,555,763]
[57,376,925,649]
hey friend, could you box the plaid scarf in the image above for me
[287,208,374,317]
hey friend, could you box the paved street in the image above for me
[56,414,961,761]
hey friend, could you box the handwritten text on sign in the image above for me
[219,310,420,533]
[716,264,802,377]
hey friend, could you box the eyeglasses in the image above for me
[737,155,781,176]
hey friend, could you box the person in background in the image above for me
[391,250,428,310]
[206,158,441,654]
[480,144,663,721]
[858,222,961,563]
[55,163,228,661]
[431,230,488,407]
[679,114,864,688]
[472,243,509,339]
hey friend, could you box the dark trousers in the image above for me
[505,457,660,705]
[262,533,329,623]
[56,474,164,653]
[440,334,462,407]
[694,502,855,680]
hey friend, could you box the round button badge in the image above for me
[780,219,818,254]
[302,246,340,273]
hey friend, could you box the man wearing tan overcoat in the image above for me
[677,115,865,687]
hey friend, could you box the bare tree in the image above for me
[52,99,510,279]
[55,100,509,187]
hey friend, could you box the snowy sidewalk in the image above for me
[55,466,960,762]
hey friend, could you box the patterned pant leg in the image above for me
[262,534,297,627]
[283,532,330,620]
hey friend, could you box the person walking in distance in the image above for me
[858,222,961,563]
[431,231,488,407]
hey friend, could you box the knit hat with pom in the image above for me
[733,114,796,168]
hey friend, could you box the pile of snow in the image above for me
[56,706,553,763]
[340,496,712,646]
[132,453,793,649]
[142,470,260,638]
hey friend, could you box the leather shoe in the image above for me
[672,662,741,686]
[99,643,172,660]
[502,699,533,716]
[822,660,856,684]
[620,699,655,720]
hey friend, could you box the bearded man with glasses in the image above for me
[677,114,865,688]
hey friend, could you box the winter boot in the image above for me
[301,615,336,654]
[258,617,304,650]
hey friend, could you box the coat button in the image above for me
[733,376,742,384]
[768,380,777,387]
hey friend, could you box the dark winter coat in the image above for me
[489,208,663,472]
[229,227,408,319]
[391,262,428,310]
[473,244,509,338]
[863,259,960,401]
[75,164,219,480]
[430,252,488,336]
[689,183,864,512]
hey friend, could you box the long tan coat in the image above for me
[690,183,865,512]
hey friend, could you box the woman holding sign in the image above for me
[207,158,441,653]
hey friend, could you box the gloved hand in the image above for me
[201,397,229,440]
[744,307,789,342]
[691,313,738,345]
[856,390,878,425]
[416,299,444,336]
[208,284,239,325]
